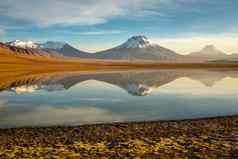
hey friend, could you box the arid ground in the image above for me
[1,51,238,73]
[0,116,238,158]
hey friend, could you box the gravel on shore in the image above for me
[0,116,238,159]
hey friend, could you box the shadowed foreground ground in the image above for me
[0,116,238,158]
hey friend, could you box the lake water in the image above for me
[0,69,238,128]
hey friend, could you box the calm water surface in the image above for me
[0,69,238,128]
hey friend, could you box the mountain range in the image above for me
[0,42,46,57]
[4,36,238,62]
[6,40,89,57]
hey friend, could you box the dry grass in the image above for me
[1,51,238,73]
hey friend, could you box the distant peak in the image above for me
[118,35,156,49]
[200,44,226,55]
[202,45,217,51]
[189,44,226,57]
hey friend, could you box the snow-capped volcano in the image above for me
[7,40,38,49]
[117,36,156,49]
[93,35,180,60]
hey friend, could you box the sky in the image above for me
[0,0,238,54]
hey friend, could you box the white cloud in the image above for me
[0,0,197,27]
[0,0,121,26]
[0,0,126,26]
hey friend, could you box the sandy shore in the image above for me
[0,116,238,158]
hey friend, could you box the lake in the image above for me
[0,69,238,128]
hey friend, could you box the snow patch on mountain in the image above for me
[7,40,67,50]
[11,85,39,94]
[7,40,38,49]
[10,84,65,94]
[117,36,157,49]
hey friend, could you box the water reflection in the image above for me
[0,69,238,128]
[1,69,238,96]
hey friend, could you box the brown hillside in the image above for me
[1,42,238,73]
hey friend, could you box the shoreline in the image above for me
[1,114,238,130]
[1,115,238,158]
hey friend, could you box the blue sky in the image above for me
[0,0,238,53]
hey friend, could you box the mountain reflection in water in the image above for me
[0,69,238,128]
[1,69,238,96]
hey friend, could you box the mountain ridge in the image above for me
[3,36,238,62]
[0,42,47,57]
[6,40,89,57]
